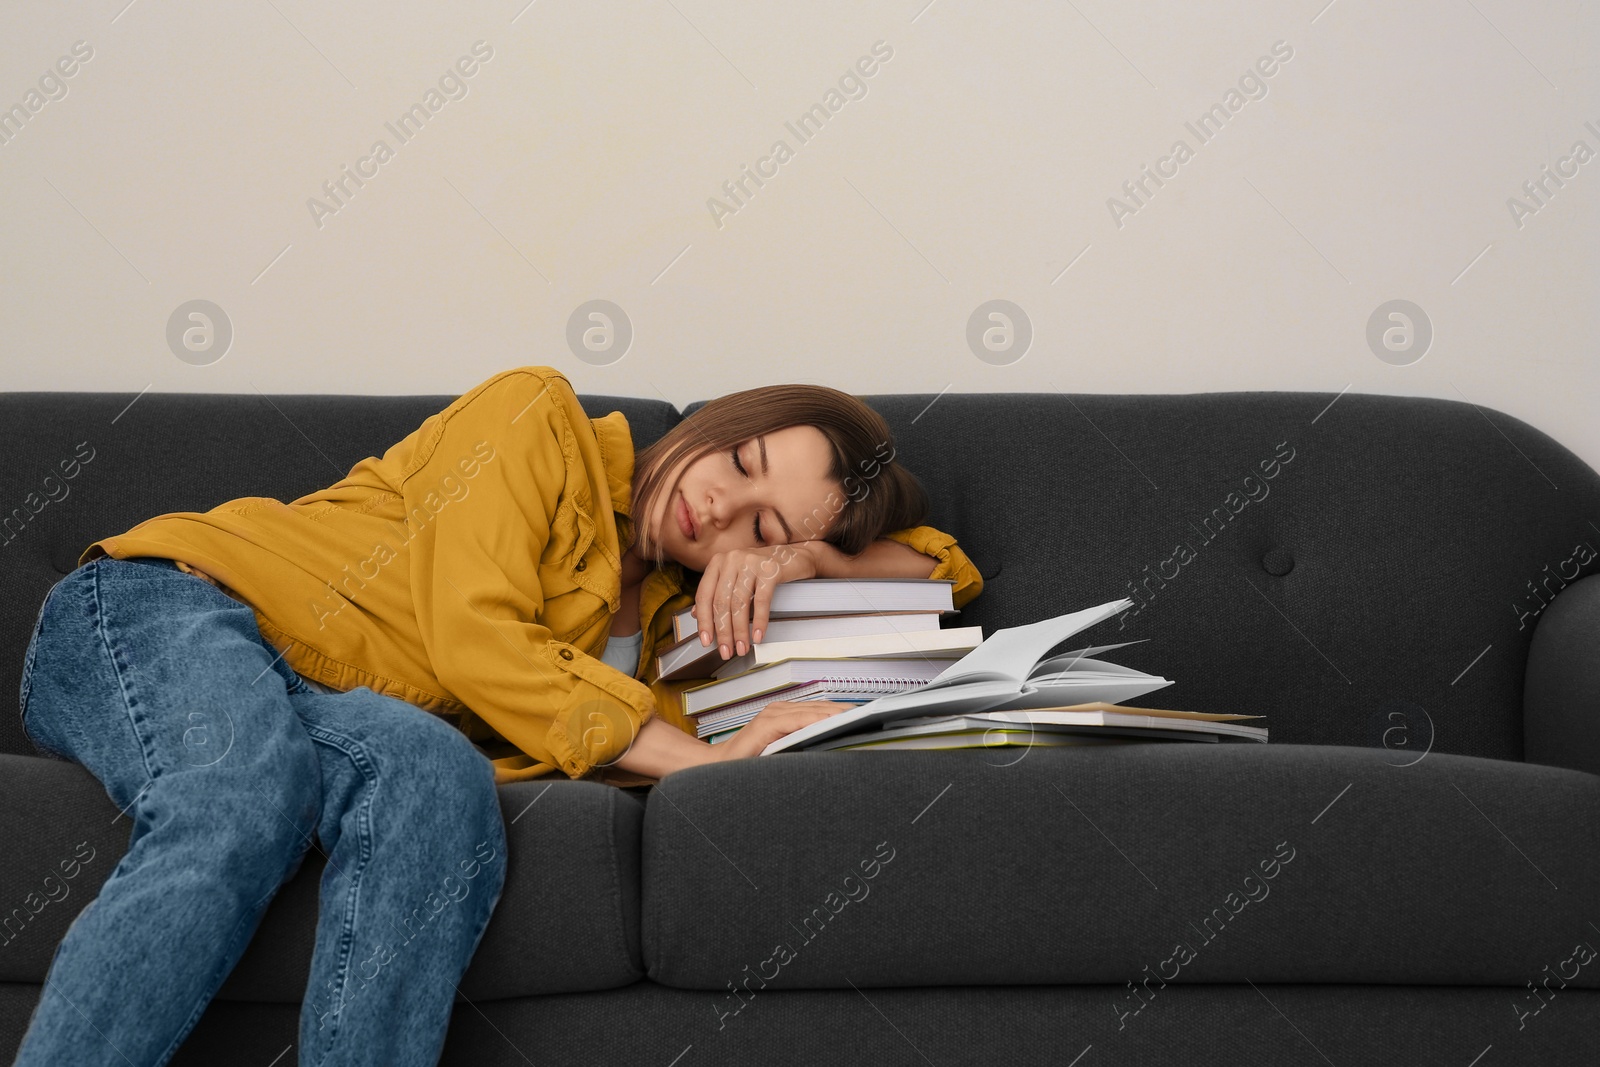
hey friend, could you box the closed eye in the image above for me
[729,445,767,545]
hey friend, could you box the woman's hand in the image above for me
[710,700,855,761]
[694,541,841,660]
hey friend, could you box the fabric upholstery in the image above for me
[4,980,1598,1067]
[643,744,1600,988]
[1525,574,1600,779]
[0,756,646,1000]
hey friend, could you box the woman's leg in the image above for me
[286,684,507,1067]
[13,556,324,1066]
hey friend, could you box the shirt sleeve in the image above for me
[880,525,985,610]
[401,368,655,781]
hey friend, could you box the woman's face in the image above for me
[642,425,843,572]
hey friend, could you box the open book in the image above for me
[761,597,1172,755]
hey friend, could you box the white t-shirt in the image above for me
[600,629,643,679]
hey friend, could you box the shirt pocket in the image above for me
[539,485,598,598]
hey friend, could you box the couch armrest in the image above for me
[1524,573,1600,777]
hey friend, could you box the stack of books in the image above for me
[661,582,1267,752]
[661,577,979,744]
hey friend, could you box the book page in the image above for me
[761,678,1023,755]
[1028,640,1150,678]
[1031,644,1154,680]
[991,676,1174,708]
[923,598,1134,689]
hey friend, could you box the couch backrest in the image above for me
[0,389,682,758]
[690,389,1600,762]
[4,387,1595,763]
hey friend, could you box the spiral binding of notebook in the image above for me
[694,677,931,739]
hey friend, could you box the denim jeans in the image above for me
[14,556,508,1067]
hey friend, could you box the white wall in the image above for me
[2,1,1595,466]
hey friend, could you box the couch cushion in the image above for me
[642,744,1600,989]
[0,755,644,999]
[0,756,133,975]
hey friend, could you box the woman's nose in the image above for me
[707,491,744,534]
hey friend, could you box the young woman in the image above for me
[14,365,983,1065]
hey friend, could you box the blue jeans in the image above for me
[14,556,508,1067]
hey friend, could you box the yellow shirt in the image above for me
[79,365,985,784]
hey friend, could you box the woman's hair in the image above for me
[631,383,930,568]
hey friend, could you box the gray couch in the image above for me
[3,383,1598,1065]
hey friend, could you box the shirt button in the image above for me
[559,648,574,661]
[575,559,587,572]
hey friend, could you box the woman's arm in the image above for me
[608,701,849,780]
[803,537,938,580]
[607,717,716,778]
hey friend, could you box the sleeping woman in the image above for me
[13,364,983,1066]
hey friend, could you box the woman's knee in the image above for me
[312,692,504,848]
[412,722,505,867]
[129,754,321,903]
[393,711,505,892]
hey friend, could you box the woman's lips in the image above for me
[676,492,696,540]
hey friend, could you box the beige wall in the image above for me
[1,0,1595,465]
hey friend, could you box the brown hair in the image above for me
[631,384,930,568]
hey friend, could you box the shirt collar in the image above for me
[589,410,634,524]
[591,410,692,600]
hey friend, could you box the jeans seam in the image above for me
[301,723,380,1059]
[90,560,168,790]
